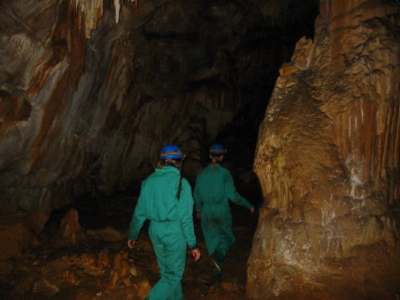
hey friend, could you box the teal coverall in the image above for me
[194,163,252,269]
[129,166,197,300]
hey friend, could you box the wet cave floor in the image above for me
[0,195,259,300]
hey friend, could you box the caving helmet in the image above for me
[209,144,227,156]
[160,144,184,160]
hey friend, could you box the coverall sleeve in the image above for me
[128,187,147,241]
[225,171,253,209]
[193,176,204,214]
[178,179,197,248]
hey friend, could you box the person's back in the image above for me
[194,144,253,279]
[128,144,201,300]
[140,166,183,222]
[195,163,230,207]
[195,159,252,216]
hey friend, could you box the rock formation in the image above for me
[0,211,48,259]
[0,0,315,215]
[248,0,400,299]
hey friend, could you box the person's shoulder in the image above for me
[182,177,191,186]
[143,168,166,183]
[202,164,218,174]
[197,164,209,173]
[217,163,229,171]
[142,171,156,184]
[219,165,232,176]
[146,168,159,178]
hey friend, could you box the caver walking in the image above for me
[128,144,201,300]
[194,144,254,278]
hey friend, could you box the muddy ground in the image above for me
[0,194,259,299]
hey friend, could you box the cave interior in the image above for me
[1,0,400,299]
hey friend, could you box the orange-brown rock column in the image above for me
[247,0,400,299]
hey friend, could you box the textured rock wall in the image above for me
[0,211,48,259]
[0,0,104,214]
[248,0,400,299]
[0,0,309,214]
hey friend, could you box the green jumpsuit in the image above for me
[129,166,197,300]
[194,163,252,269]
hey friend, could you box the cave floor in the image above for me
[0,195,258,300]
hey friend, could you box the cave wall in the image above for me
[248,0,400,299]
[0,0,315,214]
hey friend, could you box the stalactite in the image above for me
[74,0,104,38]
[114,0,121,23]
[113,0,137,24]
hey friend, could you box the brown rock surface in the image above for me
[248,0,400,299]
[0,195,257,299]
[0,211,48,259]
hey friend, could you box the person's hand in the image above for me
[250,206,254,214]
[127,240,136,249]
[192,248,201,261]
[196,213,202,219]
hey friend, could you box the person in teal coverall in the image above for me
[127,145,201,300]
[194,144,254,278]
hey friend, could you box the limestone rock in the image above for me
[0,211,48,259]
[32,279,60,297]
[58,208,82,245]
[248,0,400,299]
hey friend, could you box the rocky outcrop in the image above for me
[248,0,400,299]
[0,211,48,259]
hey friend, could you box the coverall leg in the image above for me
[202,214,235,270]
[148,221,186,300]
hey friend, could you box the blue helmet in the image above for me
[160,144,184,160]
[209,144,227,155]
